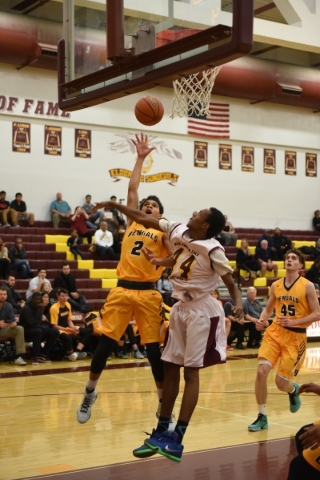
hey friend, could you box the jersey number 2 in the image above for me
[131,241,144,256]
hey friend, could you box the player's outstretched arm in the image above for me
[298,383,320,395]
[221,273,243,319]
[126,133,156,227]
[256,283,276,330]
[142,247,174,267]
[93,201,162,231]
[299,424,320,450]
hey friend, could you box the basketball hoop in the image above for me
[171,66,222,118]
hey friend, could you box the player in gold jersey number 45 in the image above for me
[248,249,320,432]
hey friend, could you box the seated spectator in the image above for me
[101,207,119,234]
[49,287,59,305]
[40,291,51,320]
[40,281,52,295]
[110,195,126,226]
[93,221,116,260]
[0,287,26,365]
[8,237,33,279]
[50,288,93,361]
[255,239,278,277]
[305,259,320,285]
[53,263,92,313]
[19,293,59,365]
[220,215,237,246]
[236,238,260,278]
[157,269,174,306]
[211,290,233,351]
[10,192,34,227]
[0,191,13,227]
[224,300,245,350]
[287,382,320,480]
[242,287,262,348]
[0,237,11,279]
[273,228,292,260]
[257,229,277,259]
[50,192,71,229]
[82,194,103,229]
[312,210,320,232]
[115,324,144,359]
[70,207,93,245]
[67,229,84,260]
[1,275,25,314]
[26,268,52,301]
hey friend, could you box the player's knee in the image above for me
[184,367,199,383]
[145,342,164,382]
[275,374,290,391]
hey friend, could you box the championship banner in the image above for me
[285,151,296,175]
[306,153,317,177]
[241,146,254,172]
[44,125,62,156]
[263,148,276,174]
[219,144,232,170]
[109,169,179,186]
[12,122,30,153]
[75,128,91,158]
[194,141,208,168]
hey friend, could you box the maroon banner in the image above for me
[75,129,91,158]
[241,146,254,172]
[194,141,208,168]
[285,151,296,175]
[45,125,62,155]
[12,122,30,153]
[263,148,276,174]
[219,144,232,170]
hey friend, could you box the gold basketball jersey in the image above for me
[273,276,312,328]
[116,221,167,282]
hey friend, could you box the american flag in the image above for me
[187,102,230,139]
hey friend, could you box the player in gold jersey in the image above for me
[287,382,320,480]
[77,134,172,425]
[248,249,320,432]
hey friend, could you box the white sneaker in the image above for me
[77,390,98,424]
[67,352,78,362]
[14,356,27,366]
[76,351,87,360]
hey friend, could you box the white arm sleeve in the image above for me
[210,248,233,277]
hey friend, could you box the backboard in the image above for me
[58,0,254,112]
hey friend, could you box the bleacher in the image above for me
[1,223,318,310]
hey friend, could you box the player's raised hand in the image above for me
[298,383,320,396]
[92,202,112,212]
[299,424,320,450]
[132,133,156,159]
[142,246,157,264]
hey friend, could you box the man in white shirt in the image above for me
[93,221,116,260]
[26,268,51,300]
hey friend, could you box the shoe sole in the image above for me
[132,446,157,458]
[144,440,182,463]
[248,424,268,432]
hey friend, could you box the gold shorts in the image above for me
[92,287,163,344]
[258,322,307,380]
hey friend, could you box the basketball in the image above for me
[134,96,164,126]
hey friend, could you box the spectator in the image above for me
[67,229,84,260]
[82,194,103,229]
[312,210,320,232]
[0,287,26,365]
[50,192,71,229]
[0,190,13,227]
[26,268,51,301]
[243,287,262,348]
[101,207,119,234]
[157,270,174,306]
[211,290,233,351]
[1,275,25,313]
[255,239,278,277]
[19,293,59,365]
[53,263,92,313]
[287,382,320,480]
[110,195,126,226]
[50,288,92,361]
[70,207,93,245]
[305,259,320,286]
[40,282,52,294]
[93,221,116,260]
[0,237,11,279]
[273,228,292,260]
[40,291,51,320]
[10,192,34,227]
[220,215,237,246]
[8,237,33,279]
[257,229,277,259]
[236,238,260,278]
[224,300,245,350]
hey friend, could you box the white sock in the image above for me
[289,385,296,394]
[258,404,267,415]
[157,388,163,401]
[86,379,98,391]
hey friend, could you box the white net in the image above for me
[171,66,222,118]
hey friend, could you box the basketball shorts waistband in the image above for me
[117,279,157,290]
[283,326,306,334]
